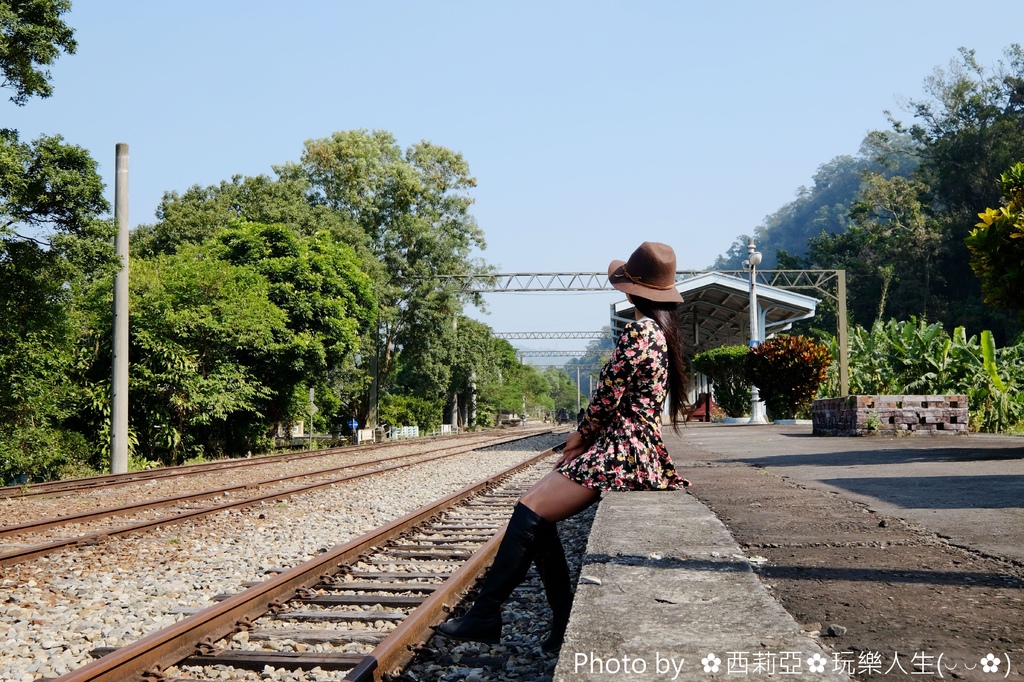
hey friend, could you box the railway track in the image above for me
[0,431,551,568]
[0,430,499,501]
[52,444,562,682]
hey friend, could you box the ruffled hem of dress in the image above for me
[556,467,686,492]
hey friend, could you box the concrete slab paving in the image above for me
[676,423,1024,562]
[554,490,848,681]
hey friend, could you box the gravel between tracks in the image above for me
[403,504,597,682]
[0,432,567,681]
[0,434,506,527]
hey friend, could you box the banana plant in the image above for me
[825,318,1024,432]
[970,329,1023,433]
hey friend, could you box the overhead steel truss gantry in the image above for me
[450,269,849,396]
[494,331,606,340]
[517,350,588,357]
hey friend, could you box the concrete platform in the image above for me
[554,490,848,681]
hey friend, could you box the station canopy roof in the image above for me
[610,272,820,355]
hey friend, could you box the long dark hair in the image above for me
[632,295,690,431]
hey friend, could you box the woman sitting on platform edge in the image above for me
[434,241,692,652]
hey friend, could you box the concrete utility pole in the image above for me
[110,144,130,474]
[576,366,581,413]
[450,315,458,428]
[745,239,768,425]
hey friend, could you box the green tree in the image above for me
[378,393,442,432]
[966,162,1024,313]
[0,0,76,105]
[213,221,376,427]
[886,45,1024,340]
[132,173,368,261]
[0,239,90,482]
[0,130,112,482]
[544,367,579,416]
[806,173,942,327]
[283,130,489,397]
[127,246,287,463]
[1,130,107,244]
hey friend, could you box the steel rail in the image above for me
[343,524,505,682]
[0,431,537,539]
[0,431,551,567]
[51,446,557,682]
[0,430,496,499]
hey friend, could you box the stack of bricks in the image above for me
[812,395,969,436]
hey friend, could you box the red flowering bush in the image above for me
[745,336,832,419]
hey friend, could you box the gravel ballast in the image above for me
[0,432,568,681]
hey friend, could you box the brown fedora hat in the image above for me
[608,242,683,303]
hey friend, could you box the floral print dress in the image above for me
[558,318,685,491]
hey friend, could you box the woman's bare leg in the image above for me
[520,471,600,522]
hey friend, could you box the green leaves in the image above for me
[745,336,831,420]
[0,0,77,105]
[294,130,487,398]
[122,222,378,462]
[835,318,1023,433]
[966,161,1024,312]
[692,346,750,417]
[128,247,285,463]
[980,329,1005,392]
[1,130,108,241]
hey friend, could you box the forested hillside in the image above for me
[715,46,1024,342]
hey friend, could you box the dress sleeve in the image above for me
[577,321,648,441]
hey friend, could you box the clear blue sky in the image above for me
[8,1,1024,357]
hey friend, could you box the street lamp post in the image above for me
[744,239,768,424]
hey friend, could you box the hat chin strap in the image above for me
[622,265,676,290]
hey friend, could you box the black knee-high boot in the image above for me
[435,502,544,644]
[534,521,572,652]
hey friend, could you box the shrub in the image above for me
[379,394,443,432]
[692,346,750,417]
[745,335,832,420]
[0,427,93,485]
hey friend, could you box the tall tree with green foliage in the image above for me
[126,246,288,463]
[282,130,489,399]
[213,221,377,427]
[132,173,369,261]
[805,173,942,327]
[0,130,112,482]
[0,0,76,105]
[544,367,580,416]
[884,45,1024,340]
